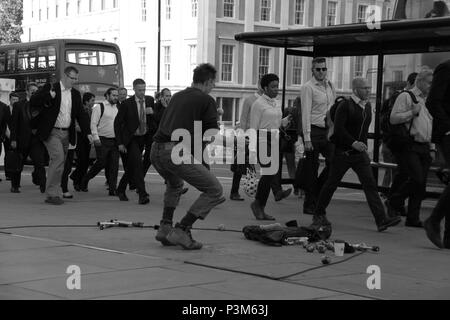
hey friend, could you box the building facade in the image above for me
[21,0,440,127]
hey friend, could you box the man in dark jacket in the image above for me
[311,78,402,232]
[10,83,47,193]
[30,66,92,205]
[0,99,10,182]
[424,59,450,249]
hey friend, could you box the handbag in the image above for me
[5,150,23,173]
[242,165,258,198]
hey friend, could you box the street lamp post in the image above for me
[157,0,161,94]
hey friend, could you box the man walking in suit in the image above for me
[424,59,450,249]
[114,79,151,205]
[30,66,92,205]
[10,83,47,193]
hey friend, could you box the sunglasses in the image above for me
[65,73,78,81]
[315,68,328,72]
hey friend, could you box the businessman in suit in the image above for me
[30,66,93,205]
[425,59,450,249]
[10,83,47,193]
[114,78,152,205]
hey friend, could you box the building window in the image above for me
[221,45,234,82]
[294,0,305,25]
[39,8,42,21]
[259,47,271,79]
[393,70,404,82]
[47,6,49,19]
[292,56,303,85]
[101,0,105,10]
[56,1,59,18]
[139,47,146,80]
[217,97,240,126]
[261,0,271,22]
[191,0,198,17]
[355,56,364,77]
[141,0,147,22]
[164,46,171,81]
[89,0,92,12]
[327,1,337,26]
[165,0,171,20]
[224,0,234,18]
[357,5,368,23]
[113,0,118,8]
[189,44,197,71]
[66,0,70,16]
[77,0,81,14]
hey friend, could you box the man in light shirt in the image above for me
[299,57,336,215]
[30,67,93,205]
[80,88,120,196]
[387,70,435,228]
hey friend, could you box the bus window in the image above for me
[7,50,16,71]
[17,49,37,71]
[66,50,117,66]
[0,52,5,72]
[37,46,56,70]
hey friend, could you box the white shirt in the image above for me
[249,94,282,131]
[300,78,336,142]
[55,81,72,129]
[91,101,118,140]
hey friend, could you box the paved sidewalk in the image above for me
[0,169,449,300]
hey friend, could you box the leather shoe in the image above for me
[230,193,245,201]
[275,188,292,202]
[109,190,117,197]
[424,218,444,249]
[10,187,20,194]
[405,220,423,228]
[40,184,46,194]
[45,197,64,205]
[385,200,401,218]
[117,192,129,202]
[139,194,150,205]
[377,215,402,232]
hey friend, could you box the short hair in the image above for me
[193,63,217,84]
[415,69,433,85]
[407,73,419,86]
[83,92,95,105]
[26,82,38,92]
[260,73,279,90]
[104,87,118,98]
[312,57,327,67]
[161,88,171,96]
[64,66,79,75]
[118,87,127,93]
[133,79,146,87]
[352,77,369,89]
[9,92,19,99]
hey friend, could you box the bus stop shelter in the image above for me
[235,17,450,198]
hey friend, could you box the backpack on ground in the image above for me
[380,90,418,150]
[326,96,353,143]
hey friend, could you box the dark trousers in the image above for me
[70,132,91,186]
[118,135,147,196]
[61,149,75,193]
[85,137,119,192]
[390,143,432,222]
[429,135,450,233]
[231,171,242,195]
[142,135,153,177]
[11,135,47,189]
[315,151,386,226]
[3,139,12,179]
[302,126,334,209]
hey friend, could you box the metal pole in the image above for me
[282,48,288,113]
[373,54,385,185]
[157,0,161,94]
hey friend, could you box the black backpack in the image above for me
[380,90,418,150]
[326,96,355,143]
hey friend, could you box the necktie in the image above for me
[138,99,147,135]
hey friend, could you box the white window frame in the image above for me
[223,0,235,18]
[357,4,368,23]
[294,0,305,26]
[191,0,198,18]
[165,0,171,20]
[163,46,171,81]
[260,0,272,22]
[66,0,70,16]
[258,47,273,79]
[141,0,147,22]
[327,1,338,26]
[188,44,197,72]
[354,56,365,77]
[221,44,235,83]
[292,56,303,86]
[139,47,146,80]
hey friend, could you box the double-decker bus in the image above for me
[0,39,123,100]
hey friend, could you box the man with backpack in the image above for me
[79,88,120,196]
[311,78,402,232]
[385,70,435,228]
